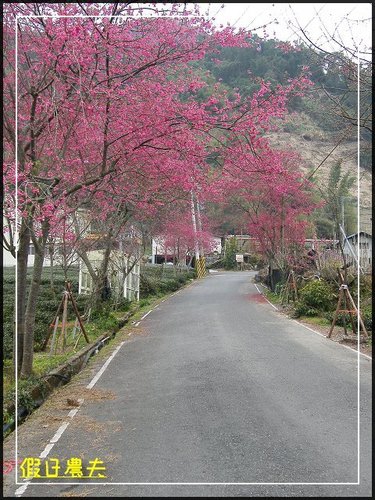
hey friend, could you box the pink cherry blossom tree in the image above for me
[3,3,315,376]
[3,3,250,375]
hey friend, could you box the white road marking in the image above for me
[254,283,278,310]
[15,287,192,494]
[39,443,54,459]
[254,283,371,361]
[15,482,30,497]
[141,310,152,320]
[292,319,326,338]
[16,343,125,495]
[16,398,85,496]
[86,342,125,390]
[67,407,80,419]
[339,343,372,360]
[293,319,372,360]
[50,422,70,443]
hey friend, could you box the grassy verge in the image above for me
[3,308,132,430]
[296,315,332,327]
[261,286,283,307]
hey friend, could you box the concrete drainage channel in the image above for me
[3,309,138,437]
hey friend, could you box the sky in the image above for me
[200,3,372,58]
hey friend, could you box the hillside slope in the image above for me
[265,114,372,234]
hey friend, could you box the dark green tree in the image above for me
[314,160,356,277]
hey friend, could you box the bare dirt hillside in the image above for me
[265,115,372,233]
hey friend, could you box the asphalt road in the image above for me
[7,271,372,497]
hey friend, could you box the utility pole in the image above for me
[196,197,204,256]
[191,191,200,262]
[191,191,206,278]
[341,196,345,236]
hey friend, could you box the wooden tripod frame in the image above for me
[42,281,90,351]
[282,270,298,304]
[328,270,368,339]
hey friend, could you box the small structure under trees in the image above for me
[79,249,140,302]
[342,231,372,273]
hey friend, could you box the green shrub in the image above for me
[274,282,285,296]
[139,273,159,297]
[158,277,180,293]
[361,305,372,332]
[3,302,14,318]
[113,297,131,312]
[3,265,195,360]
[223,237,237,270]
[3,377,49,428]
[90,312,118,331]
[293,279,335,318]
[294,303,319,318]
[139,267,195,299]
[299,280,335,310]
[3,322,14,359]
[139,298,151,308]
[323,306,372,333]
[2,267,80,360]
[324,310,353,329]
[350,274,373,303]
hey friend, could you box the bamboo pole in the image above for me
[72,317,79,339]
[342,290,348,336]
[49,315,59,356]
[328,287,344,338]
[338,270,358,335]
[345,287,369,338]
[66,281,90,343]
[42,293,65,351]
[282,273,290,304]
[291,271,298,301]
[61,292,68,352]
[329,270,369,338]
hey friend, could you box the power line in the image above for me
[232,4,252,27]
[212,3,224,19]
[244,5,277,31]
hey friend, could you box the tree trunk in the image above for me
[91,234,114,311]
[49,241,56,298]
[21,220,49,377]
[15,217,31,373]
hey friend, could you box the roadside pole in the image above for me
[191,191,206,278]
[196,195,207,277]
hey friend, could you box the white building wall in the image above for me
[151,237,171,264]
[123,257,140,301]
[79,249,140,301]
[343,233,372,271]
[211,237,222,254]
[3,245,52,267]
[359,236,372,269]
